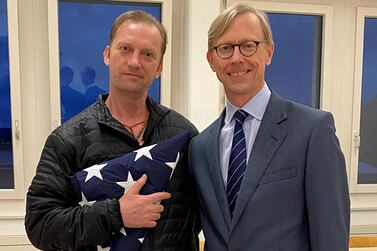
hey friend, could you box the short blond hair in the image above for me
[109,10,167,56]
[208,2,274,50]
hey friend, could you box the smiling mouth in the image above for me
[124,72,143,78]
[228,70,249,77]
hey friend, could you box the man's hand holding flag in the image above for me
[70,131,191,250]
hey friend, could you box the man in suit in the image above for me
[189,2,350,251]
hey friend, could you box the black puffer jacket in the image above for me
[25,95,200,251]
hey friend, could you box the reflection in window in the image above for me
[0,0,14,189]
[358,17,377,184]
[58,1,161,123]
[266,13,322,108]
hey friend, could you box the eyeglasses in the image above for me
[212,40,267,59]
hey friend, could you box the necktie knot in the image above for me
[233,109,248,125]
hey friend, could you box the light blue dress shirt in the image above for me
[219,83,271,185]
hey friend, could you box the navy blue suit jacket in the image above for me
[189,92,350,251]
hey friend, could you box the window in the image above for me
[358,17,377,184]
[58,1,162,122]
[353,8,377,189]
[266,13,322,108]
[227,1,334,111]
[0,0,14,189]
[353,11,377,187]
[0,0,24,199]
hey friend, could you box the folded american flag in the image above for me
[70,131,191,251]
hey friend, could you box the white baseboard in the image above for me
[0,245,39,251]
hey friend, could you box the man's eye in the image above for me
[219,45,233,52]
[143,51,155,60]
[241,42,256,50]
[121,46,131,52]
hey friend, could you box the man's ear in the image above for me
[207,51,215,72]
[103,45,110,66]
[154,62,163,79]
[265,43,274,66]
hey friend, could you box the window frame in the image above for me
[350,7,377,193]
[47,0,172,130]
[0,0,25,199]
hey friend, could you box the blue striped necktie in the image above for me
[227,109,248,216]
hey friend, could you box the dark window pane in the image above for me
[0,0,14,189]
[266,13,322,108]
[358,17,377,184]
[58,1,161,123]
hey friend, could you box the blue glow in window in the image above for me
[58,1,161,122]
[358,17,377,184]
[0,0,14,189]
[266,13,322,108]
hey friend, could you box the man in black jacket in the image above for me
[25,10,199,251]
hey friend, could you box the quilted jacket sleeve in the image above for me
[25,132,123,251]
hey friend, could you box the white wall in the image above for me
[171,0,223,131]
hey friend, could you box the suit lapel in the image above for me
[230,92,288,229]
[204,112,232,229]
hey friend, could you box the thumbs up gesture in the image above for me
[119,174,171,228]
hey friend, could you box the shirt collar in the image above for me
[224,82,271,124]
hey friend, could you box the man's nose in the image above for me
[230,46,244,63]
[127,52,142,68]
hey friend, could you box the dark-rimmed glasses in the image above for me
[212,40,267,59]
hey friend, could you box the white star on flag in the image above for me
[134,144,156,161]
[116,172,135,191]
[79,192,96,206]
[165,152,180,170]
[120,227,127,236]
[97,246,110,251]
[84,163,107,182]
[138,237,144,243]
